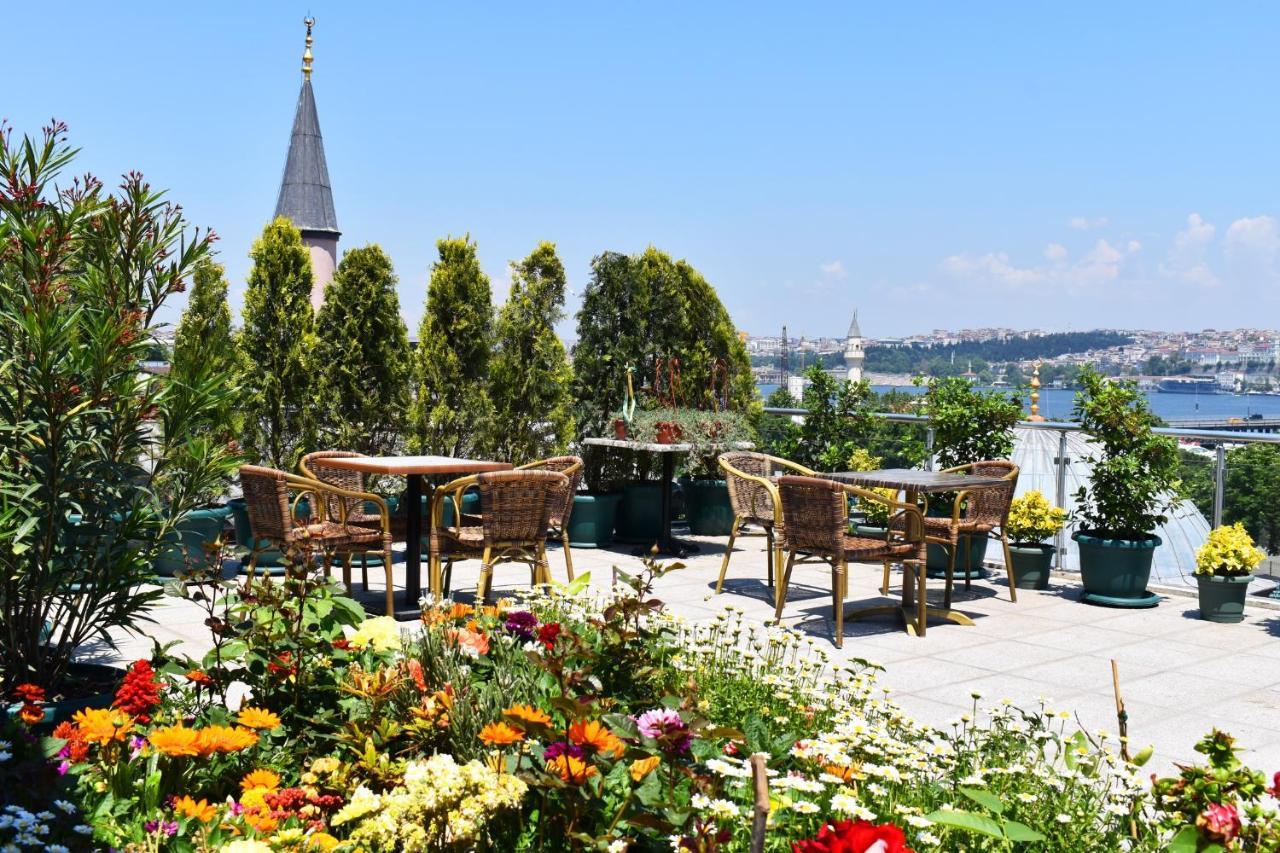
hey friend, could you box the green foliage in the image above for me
[1072,367,1180,539]
[1181,445,1280,554]
[490,242,575,463]
[411,236,495,458]
[172,257,237,380]
[625,408,754,479]
[0,122,237,688]
[922,376,1021,469]
[863,330,1133,376]
[239,216,316,470]
[311,244,412,456]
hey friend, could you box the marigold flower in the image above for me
[18,703,44,725]
[173,795,218,822]
[72,707,134,744]
[629,755,661,782]
[237,707,282,730]
[149,724,201,757]
[547,753,597,783]
[241,768,282,792]
[113,660,162,723]
[570,719,625,758]
[504,703,551,726]
[479,722,524,746]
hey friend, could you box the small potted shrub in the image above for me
[1194,523,1263,623]
[674,409,754,536]
[1005,490,1067,590]
[1071,368,1179,608]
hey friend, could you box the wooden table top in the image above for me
[583,437,754,454]
[318,455,513,476]
[823,468,1008,492]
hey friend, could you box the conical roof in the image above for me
[847,310,861,339]
[274,78,339,235]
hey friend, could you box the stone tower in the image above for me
[274,18,340,309]
[845,310,864,382]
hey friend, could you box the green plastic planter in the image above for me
[228,497,310,571]
[926,534,989,580]
[681,478,735,536]
[1073,531,1161,607]
[1008,543,1055,590]
[616,482,663,544]
[154,506,231,576]
[567,492,621,548]
[1196,573,1250,623]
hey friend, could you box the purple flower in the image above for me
[144,820,178,837]
[635,708,692,753]
[504,610,538,642]
[542,741,585,761]
[57,759,70,776]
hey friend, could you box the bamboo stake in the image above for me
[1111,658,1130,763]
[749,753,770,853]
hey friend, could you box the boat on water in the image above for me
[1156,376,1220,394]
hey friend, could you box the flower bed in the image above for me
[2,557,1277,851]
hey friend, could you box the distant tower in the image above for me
[845,310,864,382]
[275,18,341,309]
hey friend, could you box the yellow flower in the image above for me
[149,724,201,757]
[195,725,259,755]
[241,787,271,811]
[308,832,340,851]
[222,841,273,853]
[1196,522,1265,576]
[479,722,524,746]
[241,768,281,792]
[629,756,661,782]
[174,794,218,822]
[345,616,402,651]
[1006,490,1068,543]
[72,707,133,744]
[237,707,283,731]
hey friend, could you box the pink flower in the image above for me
[634,708,691,753]
[1197,803,1241,845]
[1269,771,1280,797]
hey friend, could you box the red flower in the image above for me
[1269,771,1280,797]
[1197,803,1241,845]
[267,651,297,678]
[13,683,45,704]
[537,622,562,650]
[792,820,914,853]
[331,638,351,650]
[18,704,44,725]
[113,660,162,723]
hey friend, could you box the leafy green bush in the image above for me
[921,376,1021,469]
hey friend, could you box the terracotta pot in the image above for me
[613,418,628,439]
[655,421,683,444]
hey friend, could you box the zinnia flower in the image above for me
[173,795,218,822]
[149,724,201,757]
[13,683,45,704]
[570,719,625,758]
[504,703,552,726]
[634,708,691,753]
[1197,803,1241,845]
[18,704,43,725]
[113,660,162,722]
[547,753,597,783]
[237,707,282,730]
[504,610,538,642]
[184,669,213,685]
[537,622,562,650]
[479,722,525,746]
[72,707,133,744]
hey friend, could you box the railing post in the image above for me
[924,427,935,472]
[1213,444,1226,528]
[1054,430,1069,571]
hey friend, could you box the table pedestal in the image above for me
[632,453,701,559]
[394,474,428,620]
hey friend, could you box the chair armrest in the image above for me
[431,474,480,535]
[284,473,390,534]
[717,457,783,526]
[842,483,925,544]
[766,454,815,477]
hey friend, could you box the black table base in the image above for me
[630,452,702,559]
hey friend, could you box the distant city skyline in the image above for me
[7,3,1280,337]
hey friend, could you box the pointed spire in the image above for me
[846,309,861,340]
[274,18,339,237]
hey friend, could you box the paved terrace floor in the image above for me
[100,529,1280,774]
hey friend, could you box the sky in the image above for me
[7,2,1280,339]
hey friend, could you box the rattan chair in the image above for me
[514,456,583,580]
[240,464,396,616]
[715,452,815,607]
[774,475,925,647]
[887,460,1020,606]
[428,469,570,603]
[300,451,388,593]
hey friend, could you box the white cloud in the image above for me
[819,260,847,279]
[1044,243,1068,262]
[1068,216,1109,230]
[942,238,1137,291]
[1160,212,1219,287]
[1224,215,1280,283]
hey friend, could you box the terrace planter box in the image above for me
[1008,543,1055,590]
[153,506,231,576]
[567,492,621,548]
[615,482,663,544]
[680,477,735,536]
[1196,573,1250,623]
[1073,531,1161,608]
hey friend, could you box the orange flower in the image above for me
[478,722,524,746]
[195,724,258,755]
[570,719,626,758]
[173,795,218,822]
[504,703,551,726]
[406,659,428,693]
[445,627,490,657]
[244,807,279,833]
[13,683,45,703]
[823,763,856,782]
[184,669,214,685]
[547,753,598,783]
[241,768,281,792]
[236,707,282,730]
[18,703,44,725]
[629,755,661,782]
[149,724,201,757]
[448,602,475,620]
[72,707,133,744]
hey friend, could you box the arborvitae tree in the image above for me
[489,241,575,463]
[171,257,240,440]
[312,245,411,456]
[411,236,495,458]
[239,217,315,470]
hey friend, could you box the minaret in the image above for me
[845,310,864,382]
[275,18,340,308]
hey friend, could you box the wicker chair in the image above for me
[240,464,396,616]
[428,469,570,603]
[299,451,388,593]
[774,475,925,647]
[715,452,815,607]
[514,456,583,580]
[887,460,1020,606]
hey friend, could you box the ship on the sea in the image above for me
[1156,376,1220,394]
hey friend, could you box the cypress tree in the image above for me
[239,217,316,470]
[171,257,241,440]
[312,245,411,455]
[411,236,494,458]
[489,241,575,463]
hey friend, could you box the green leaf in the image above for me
[925,809,1006,839]
[959,786,1005,815]
[1166,825,1200,853]
[1002,820,1046,842]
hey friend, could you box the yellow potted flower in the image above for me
[1194,523,1264,623]
[1005,491,1068,590]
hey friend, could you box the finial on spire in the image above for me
[1028,361,1045,421]
[302,17,315,80]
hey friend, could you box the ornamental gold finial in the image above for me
[1029,361,1045,421]
[302,17,315,80]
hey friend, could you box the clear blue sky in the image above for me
[7,2,1279,338]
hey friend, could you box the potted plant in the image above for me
[1071,369,1179,607]
[1194,523,1263,623]
[1005,490,1068,590]
[675,409,754,536]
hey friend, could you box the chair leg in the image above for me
[964,534,973,591]
[880,560,891,596]
[342,554,353,597]
[914,559,928,637]
[715,516,741,595]
[561,530,575,582]
[1001,532,1018,603]
[833,560,846,649]
[773,551,798,622]
[765,525,774,587]
[361,554,369,592]
[943,543,957,609]
[321,553,333,580]
[443,560,454,596]
[538,545,550,587]
[246,550,260,585]
[477,547,493,603]
[384,546,395,617]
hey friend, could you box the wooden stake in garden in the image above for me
[1111,658,1131,763]
[749,752,770,853]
